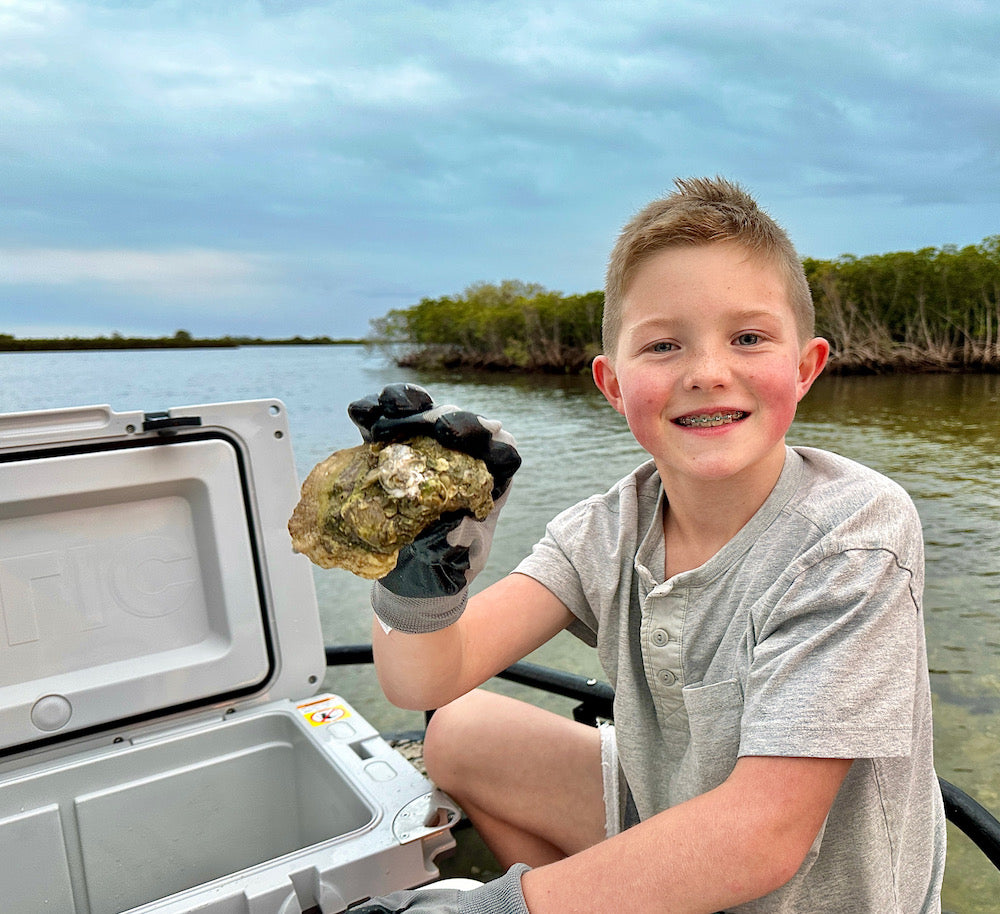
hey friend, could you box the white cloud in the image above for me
[0,247,270,300]
[0,0,67,33]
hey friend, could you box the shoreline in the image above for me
[4,335,998,375]
[0,335,366,353]
[389,345,1000,377]
[4,337,998,375]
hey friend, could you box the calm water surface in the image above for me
[2,346,997,910]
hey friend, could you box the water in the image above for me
[2,346,997,910]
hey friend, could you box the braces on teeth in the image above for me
[677,411,746,427]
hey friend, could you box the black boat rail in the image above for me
[325,643,1000,872]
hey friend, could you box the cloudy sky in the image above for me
[2,0,997,340]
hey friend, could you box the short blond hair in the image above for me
[603,177,814,357]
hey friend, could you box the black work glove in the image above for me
[349,864,530,914]
[348,384,521,633]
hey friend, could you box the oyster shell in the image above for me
[288,436,494,579]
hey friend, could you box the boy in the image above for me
[350,177,946,913]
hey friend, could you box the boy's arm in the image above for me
[350,753,852,913]
[373,571,576,711]
[522,753,853,914]
[349,383,565,707]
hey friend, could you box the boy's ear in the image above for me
[592,354,626,415]
[796,337,830,401]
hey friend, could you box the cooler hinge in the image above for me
[142,412,203,435]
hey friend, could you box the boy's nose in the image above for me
[682,348,732,390]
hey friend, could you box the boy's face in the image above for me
[593,242,828,493]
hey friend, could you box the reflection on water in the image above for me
[2,348,997,910]
[793,376,1000,730]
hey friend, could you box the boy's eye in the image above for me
[650,341,676,353]
[735,332,761,346]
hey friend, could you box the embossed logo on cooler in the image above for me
[0,521,198,648]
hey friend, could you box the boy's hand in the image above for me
[349,864,529,914]
[348,383,520,499]
[348,384,521,633]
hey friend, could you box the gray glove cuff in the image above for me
[459,864,530,914]
[372,583,469,633]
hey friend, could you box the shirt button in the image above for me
[651,628,669,646]
[657,669,677,687]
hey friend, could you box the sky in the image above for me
[1,0,998,340]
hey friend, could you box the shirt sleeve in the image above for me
[515,512,600,647]
[739,545,922,760]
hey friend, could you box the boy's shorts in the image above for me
[599,723,640,836]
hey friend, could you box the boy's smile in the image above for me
[673,409,747,428]
[593,242,828,500]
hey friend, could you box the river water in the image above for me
[2,345,997,911]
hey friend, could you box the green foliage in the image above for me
[806,236,1000,371]
[0,334,359,352]
[370,281,604,372]
[376,239,1000,373]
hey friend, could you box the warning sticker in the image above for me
[297,696,351,727]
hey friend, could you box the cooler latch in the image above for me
[392,792,461,844]
[142,412,203,435]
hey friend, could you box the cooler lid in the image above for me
[0,400,326,755]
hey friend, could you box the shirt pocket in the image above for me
[679,678,745,799]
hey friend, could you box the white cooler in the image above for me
[0,399,459,914]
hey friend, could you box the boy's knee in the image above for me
[423,690,510,791]
[423,691,483,785]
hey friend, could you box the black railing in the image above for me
[325,643,1000,872]
[940,777,1000,870]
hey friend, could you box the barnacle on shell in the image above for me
[288,436,494,579]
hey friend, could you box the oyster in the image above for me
[288,436,494,579]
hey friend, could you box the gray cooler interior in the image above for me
[0,710,376,914]
[0,402,457,914]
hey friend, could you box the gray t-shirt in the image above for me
[515,446,945,913]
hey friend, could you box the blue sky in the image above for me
[2,0,997,340]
